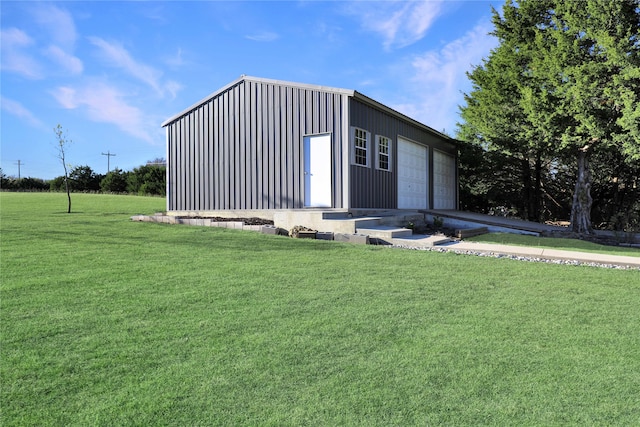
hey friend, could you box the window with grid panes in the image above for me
[377,136,390,171]
[354,128,368,166]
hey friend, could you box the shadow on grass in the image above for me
[149,226,342,253]
[51,211,85,215]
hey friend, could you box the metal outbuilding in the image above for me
[161,75,458,215]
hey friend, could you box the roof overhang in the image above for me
[351,91,456,143]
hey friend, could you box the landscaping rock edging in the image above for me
[130,214,263,232]
[131,214,638,269]
[131,215,350,241]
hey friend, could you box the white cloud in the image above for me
[30,4,78,49]
[245,31,279,42]
[88,36,180,98]
[45,45,83,75]
[139,4,168,24]
[392,21,498,134]
[164,80,183,100]
[164,48,185,68]
[0,28,43,79]
[0,96,44,128]
[346,0,443,49]
[1,27,32,46]
[315,22,343,44]
[51,82,156,144]
[52,86,78,109]
[28,5,83,77]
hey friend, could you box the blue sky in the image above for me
[1,1,502,180]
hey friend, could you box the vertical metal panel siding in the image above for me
[194,108,201,210]
[348,98,456,209]
[273,85,281,207]
[167,125,174,210]
[256,84,264,208]
[180,116,188,210]
[201,106,206,210]
[166,80,349,211]
[247,84,257,208]
[208,99,215,208]
[334,92,345,207]
[174,118,181,210]
[180,116,193,209]
[173,119,179,210]
[348,99,395,209]
[292,88,301,206]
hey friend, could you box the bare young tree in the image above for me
[54,124,72,213]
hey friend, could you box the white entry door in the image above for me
[304,134,332,207]
[433,150,456,209]
[397,137,428,209]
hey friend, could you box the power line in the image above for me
[14,160,23,179]
[101,151,116,173]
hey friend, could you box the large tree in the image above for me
[460,0,640,233]
[459,4,554,222]
[525,0,640,233]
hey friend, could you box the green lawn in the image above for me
[467,232,640,256]
[2,193,639,426]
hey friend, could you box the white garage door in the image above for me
[433,150,456,209]
[397,138,428,209]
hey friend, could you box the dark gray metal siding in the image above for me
[166,80,348,211]
[349,98,457,209]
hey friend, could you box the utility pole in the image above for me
[101,151,116,173]
[14,160,23,179]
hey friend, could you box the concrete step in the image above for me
[356,226,413,239]
[321,211,352,219]
[390,234,452,247]
[378,213,424,225]
[428,235,453,246]
[317,217,383,234]
[352,217,384,228]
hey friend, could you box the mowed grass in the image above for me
[2,193,639,426]
[467,232,640,256]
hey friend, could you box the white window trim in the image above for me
[375,135,392,172]
[350,127,370,168]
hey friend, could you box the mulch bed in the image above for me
[176,216,274,226]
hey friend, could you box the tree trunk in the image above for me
[62,165,71,214]
[522,157,533,221]
[533,153,542,223]
[570,147,593,234]
[66,182,71,214]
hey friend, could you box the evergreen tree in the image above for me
[68,165,102,192]
[459,0,640,233]
[100,168,129,193]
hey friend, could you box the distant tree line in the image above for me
[0,160,166,196]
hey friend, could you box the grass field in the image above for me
[2,193,639,426]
